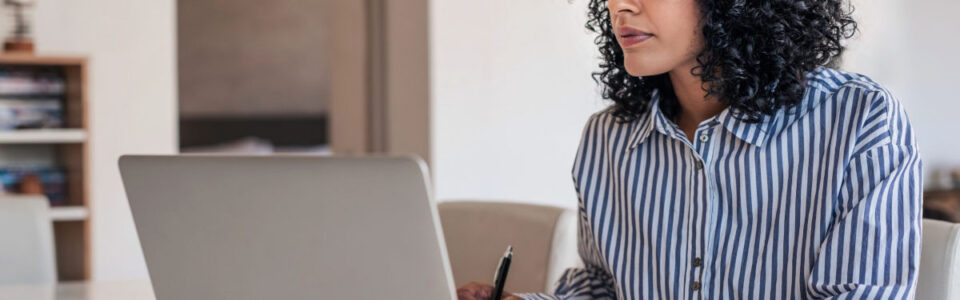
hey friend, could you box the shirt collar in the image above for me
[627,90,783,150]
[714,103,782,147]
[625,91,660,150]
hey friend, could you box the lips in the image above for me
[617,26,654,47]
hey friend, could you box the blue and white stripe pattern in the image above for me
[518,67,922,299]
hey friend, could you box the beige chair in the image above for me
[918,219,960,300]
[438,201,580,293]
[0,195,57,285]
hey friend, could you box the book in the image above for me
[0,166,67,205]
[0,67,66,96]
[0,98,63,129]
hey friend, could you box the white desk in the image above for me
[0,281,155,300]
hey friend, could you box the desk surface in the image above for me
[0,281,155,300]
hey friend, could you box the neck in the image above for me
[668,61,726,141]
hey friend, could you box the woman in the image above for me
[459,0,922,298]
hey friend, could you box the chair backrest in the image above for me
[438,201,580,293]
[918,219,960,300]
[0,195,57,285]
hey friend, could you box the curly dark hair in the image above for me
[587,0,858,123]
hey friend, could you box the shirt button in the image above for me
[699,134,709,143]
[692,257,702,267]
[695,161,703,170]
[691,281,701,291]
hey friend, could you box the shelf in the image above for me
[0,129,87,144]
[0,54,86,66]
[49,206,89,221]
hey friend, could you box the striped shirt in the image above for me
[518,67,923,300]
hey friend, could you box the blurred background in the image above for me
[0,0,956,284]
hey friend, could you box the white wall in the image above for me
[845,0,960,188]
[30,0,178,280]
[901,0,960,181]
[430,0,606,208]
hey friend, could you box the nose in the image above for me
[607,0,641,21]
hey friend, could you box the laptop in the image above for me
[119,155,457,300]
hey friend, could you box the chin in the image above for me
[623,57,672,78]
[624,64,654,77]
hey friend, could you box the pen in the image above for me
[491,245,513,300]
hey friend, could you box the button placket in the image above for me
[691,123,716,298]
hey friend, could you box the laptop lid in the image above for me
[119,155,456,300]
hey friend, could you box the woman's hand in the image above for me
[456,281,523,300]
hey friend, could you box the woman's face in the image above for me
[607,0,704,77]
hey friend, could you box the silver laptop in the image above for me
[119,155,457,300]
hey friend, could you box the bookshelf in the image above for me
[0,54,90,281]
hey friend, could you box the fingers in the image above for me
[456,281,493,300]
[501,290,521,300]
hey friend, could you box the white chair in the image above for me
[0,195,57,285]
[438,201,581,293]
[918,219,960,300]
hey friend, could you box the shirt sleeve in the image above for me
[805,88,923,299]
[515,110,620,300]
[514,206,619,300]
